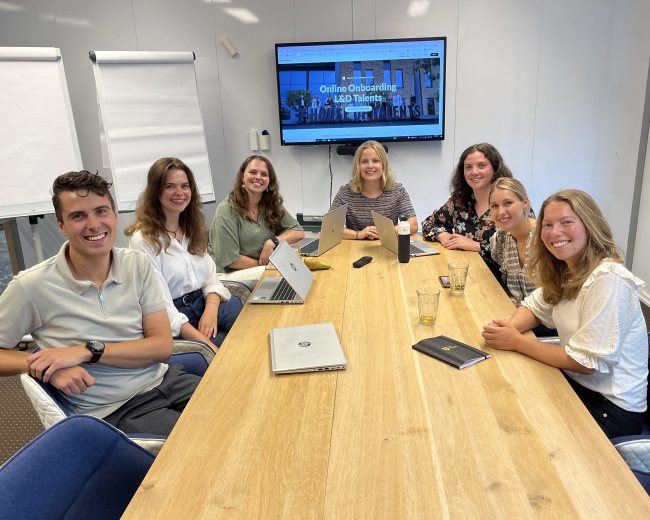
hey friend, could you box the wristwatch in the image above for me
[270,236,280,247]
[85,340,105,364]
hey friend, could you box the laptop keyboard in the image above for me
[300,240,320,255]
[270,278,297,301]
[409,242,425,254]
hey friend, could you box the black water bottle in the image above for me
[397,213,410,263]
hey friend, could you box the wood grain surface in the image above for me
[123,239,650,519]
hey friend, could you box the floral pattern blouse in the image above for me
[421,196,499,275]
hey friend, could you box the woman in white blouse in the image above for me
[482,189,647,438]
[126,157,243,347]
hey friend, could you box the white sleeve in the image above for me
[521,287,555,328]
[129,232,188,336]
[202,253,231,301]
[564,272,634,372]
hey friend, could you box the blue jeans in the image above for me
[174,291,243,347]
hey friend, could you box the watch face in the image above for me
[86,340,105,353]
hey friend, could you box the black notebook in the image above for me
[412,336,490,369]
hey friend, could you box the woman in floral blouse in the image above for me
[421,143,513,275]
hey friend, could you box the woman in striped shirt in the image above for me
[329,140,418,240]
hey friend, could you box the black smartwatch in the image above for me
[85,340,105,364]
[270,236,280,247]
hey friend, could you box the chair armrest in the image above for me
[19,374,68,429]
[222,279,253,303]
[173,339,215,363]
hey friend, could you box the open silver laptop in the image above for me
[292,204,347,257]
[371,210,439,257]
[270,322,347,374]
[249,240,314,304]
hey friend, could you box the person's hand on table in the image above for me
[482,319,523,351]
[440,233,479,251]
[358,226,379,240]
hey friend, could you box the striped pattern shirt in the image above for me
[329,183,415,231]
[490,227,537,304]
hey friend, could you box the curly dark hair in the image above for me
[450,143,513,208]
[52,170,115,223]
[228,155,285,231]
[124,157,208,255]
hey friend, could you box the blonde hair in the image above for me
[350,140,395,193]
[489,177,529,203]
[527,189,622,303]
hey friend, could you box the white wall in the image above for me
[632,95,650,305]
[1,0,649,268]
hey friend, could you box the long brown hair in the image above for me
[527,189,622,304]
[228,155,285,231]
[451,143,513,208]
[125,157,208,255]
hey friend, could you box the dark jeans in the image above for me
[532,323,559,338]
[173,290,243,347]
[565,376,644,438]
[104,364,200,436]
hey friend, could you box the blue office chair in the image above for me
[20,339,213,453]
[0,415,155,520]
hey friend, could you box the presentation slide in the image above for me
[275,38,445,145]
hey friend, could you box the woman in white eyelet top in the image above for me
[483,189,647,438]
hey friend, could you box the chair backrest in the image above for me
[612,435,650,494]
[0,415,155,520]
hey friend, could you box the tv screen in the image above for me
[275,37,446,146]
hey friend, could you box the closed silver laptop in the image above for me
[293,204,347,257]
[371,210,439,257]
[249,240,314,304]
[270,322,347,374]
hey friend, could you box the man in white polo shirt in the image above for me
[0,171,200,435]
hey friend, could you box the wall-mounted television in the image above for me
[274,36,446,147]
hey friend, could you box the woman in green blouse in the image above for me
[209,155,304,273]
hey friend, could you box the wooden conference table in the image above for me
[123,240,649,519]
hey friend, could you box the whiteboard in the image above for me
[0,47,83,219]
[91,51,215,212]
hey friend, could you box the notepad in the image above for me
[412,336,490,369]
